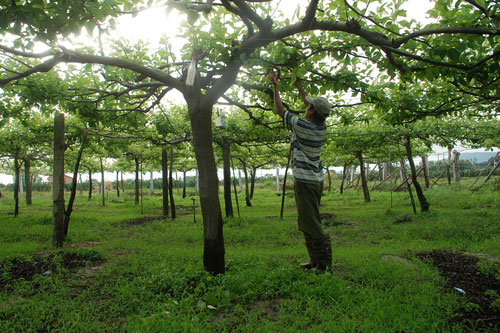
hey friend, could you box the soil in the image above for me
[417,250,500,331]
[121,216,166,227]
[0,252,104,289]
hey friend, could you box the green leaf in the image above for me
[187,10,199,26]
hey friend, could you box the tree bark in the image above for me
[239,159,251,207]
[355,152,371,202]
[340,162,347,194]
[88,169,92,200]
[169,144,176,219]
[64,130,87,237]
[161,148,169,217]
[24,157,32,205]
[421,156,430,188]
[13,156,20,216]
[222,138,233,218]
[116,170,120,197]
[182,170,187,198]
[452,150,461,183]
[250,166,257,199]
[403,136,429,212]
[100,157,105,207]
[399,158,417,214]
[53,112,65,247]
[187,99,225,275]
[446,147,452,184]
[326,166,332,192]
[134,157,140,205]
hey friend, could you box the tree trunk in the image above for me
[149,171,154,195]
[24,157,32,205]
[116,170,120,197]
[399,158,417,214]
[13,156,20,216]
[134,157,140,205]
[403,136,429,212]
[280,146,292,219]
[100,157,105,207]
[161,148,169,217]
[182,170,187,198]
[355,152,371,202]
[222,138,233,218]
[88,169,92,200]
[340,162,347,194]
[121,170,125,193]
[250,166,257,199]
[240,159,251,207]
[53,112,65,247]
[452,150,461,183]
[187,100,225,275]
[169,144,176,219]
[64,130,87,237]
[446,147,452,184]
[421,156,430,188]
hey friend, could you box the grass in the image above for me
[0,179,499,332]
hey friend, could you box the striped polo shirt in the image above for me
[283,110,326,184]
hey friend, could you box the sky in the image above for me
[1,0,493,185]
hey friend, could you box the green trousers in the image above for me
[294,181,325,238]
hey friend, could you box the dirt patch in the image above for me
[121,216,166,227]
[417,250,500,331]
[67,241,101,248]
[0,252,105,289]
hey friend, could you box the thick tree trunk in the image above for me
[24,157,32,205]
[53,112,65,247]
[403,136,429,212]
[134,157,140,205]
[100,157,105,207]
[169,144,176,219]
[355,152,371,202]
[187,100,225,275]
[421,156,430,188]
[452,150,461,183]
[222,138,233,218]
[64,130,87,237]
[161,148,169,217]
[13,156,20,216]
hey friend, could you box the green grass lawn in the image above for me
[1,179,499,332]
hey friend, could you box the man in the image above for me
[268,71,332,273]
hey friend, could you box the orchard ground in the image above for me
[1,178,500,331]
